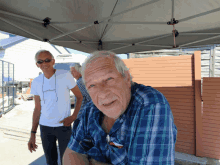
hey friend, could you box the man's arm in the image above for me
[28,95,41,153]
[63,147,90,165]
[59,85,83,126]
[128,102,177,164]
[70,85,83,119]
[63,148,111,165]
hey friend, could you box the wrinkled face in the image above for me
[70,67,81,79]
[84,57,131,119]
[36,52,55,73]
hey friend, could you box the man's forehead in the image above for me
[85,69,117,85]
[37,52,51,59]
[86,56,114,68]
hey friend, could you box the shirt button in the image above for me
[106,134,110,143]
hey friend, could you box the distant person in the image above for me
[63,50,177,165]
[70,63,91,118]
[28,50,83,165]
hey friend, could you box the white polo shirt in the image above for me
[31,70,76,127]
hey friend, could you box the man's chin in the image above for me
[102,109,121,119]
[42,68,50,72]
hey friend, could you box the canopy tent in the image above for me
[0,0,220,54]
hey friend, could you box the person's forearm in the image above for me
[71,97,82,118]
[63,148,89,165]
[31,108,41,133]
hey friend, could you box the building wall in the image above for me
[0,32,9,40]
[201,77,220,159]
[1,39,62,81]
[214,48,220,77]
[129,47,220,78]
[123,54,196,155]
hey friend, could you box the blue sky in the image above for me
[67,48,128,59]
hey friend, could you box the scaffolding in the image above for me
[0,60,15,116]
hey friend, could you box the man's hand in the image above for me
[59,116,76,126]
[28,135,38,153]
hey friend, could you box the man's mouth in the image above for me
[103,100,116,106]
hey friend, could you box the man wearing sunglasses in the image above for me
[28,50,83,165]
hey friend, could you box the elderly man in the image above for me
[28,50,83,165]
[63,51,177,165]
[70,63,91,118]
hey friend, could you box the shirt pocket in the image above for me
[79,137,94,152]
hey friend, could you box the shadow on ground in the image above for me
[29,149,61,165]
[29,155,47,165]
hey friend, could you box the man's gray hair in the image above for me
[35,50,54,62]
[82,50,133,85]
[74,63,82,74]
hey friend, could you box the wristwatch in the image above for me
[31,131,36,134]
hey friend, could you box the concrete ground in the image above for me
[0,99,73,165]
[1,99,220,165]
[0,99,46,165]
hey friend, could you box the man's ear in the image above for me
[52,59,55,65]
[36,63,39,68]
[124,70,131,87]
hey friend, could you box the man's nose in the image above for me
[98,84,111,99]
[42,61,48,65]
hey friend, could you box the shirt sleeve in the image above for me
[67,108,90,155]
[68,107,107,163]
[128,101,177,165]
[30,79,39,96]
[65,71,77,89]
[76,78,91,101]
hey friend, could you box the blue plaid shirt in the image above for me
[76,77,91,118]
[68,82,177,165]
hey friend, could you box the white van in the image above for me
[53,54,86,106]
[53,62,79,106]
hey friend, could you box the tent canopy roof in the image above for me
[0,0,220,54]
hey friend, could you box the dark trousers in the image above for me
[40,125,72,165]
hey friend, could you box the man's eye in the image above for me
[89,84,95,88]
[107,77,113,81]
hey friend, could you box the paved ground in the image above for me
[1,99,219,165]
[0,99,74,165]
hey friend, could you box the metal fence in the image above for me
[0,60,15,116]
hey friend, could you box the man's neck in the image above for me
[101,116,116,134]
[44,69,56,79]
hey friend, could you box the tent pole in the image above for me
[0,9,42,23]
[50,24,91,48]
[179,7,220,23]
[171,0,174,19]
[210,45,216,77]
[110,34,171,51]
[179,35,220,47]
[135,44,172,48]
[0,17,42,40]
[181,33,220,35]
[99,21,166,25]
[50,0,160,41]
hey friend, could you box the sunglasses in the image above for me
[37,59,52,64]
